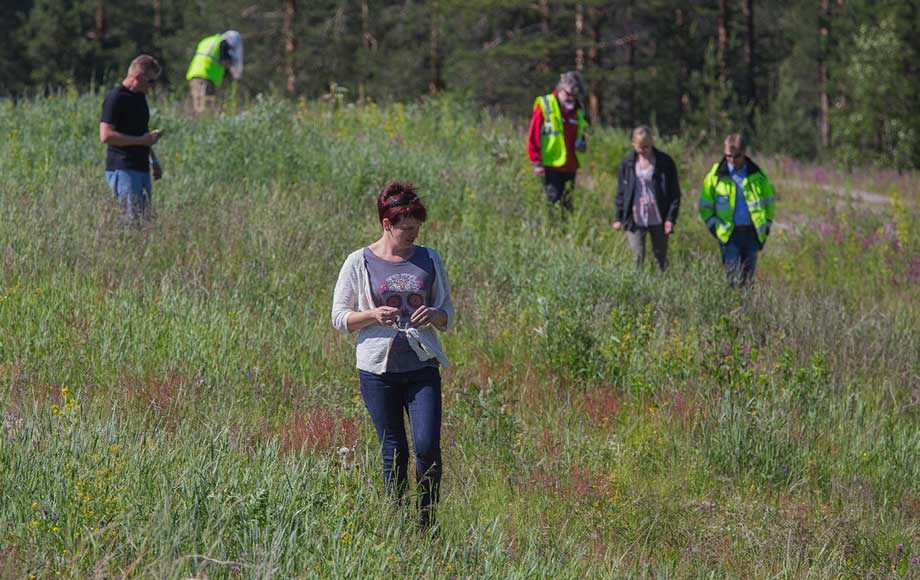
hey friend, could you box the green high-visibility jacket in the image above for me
[698,158,776,244]
[535,93,587,168]
[186,34,226,86]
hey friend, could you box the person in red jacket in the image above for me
[527,71,588,210]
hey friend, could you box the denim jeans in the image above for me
[359,366,442,520]
[719,227,761,288]
[105,169,152,221]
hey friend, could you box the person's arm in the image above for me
[763,175,776,227]
[526,103,545,176]
[665,155,681,225]
[331,255,398,334]
[150,148,163,180]
[346,308,398,332]
[699,169,719,236]
[613,159,627,228]
[99,122,161,147]
[411,249,453,332]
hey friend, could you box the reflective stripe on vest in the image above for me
[699,162,776,244]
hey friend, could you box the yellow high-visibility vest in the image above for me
[186,34,226,86]
[534,93,587,168]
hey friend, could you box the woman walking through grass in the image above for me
[613,126,682,270]
[331,181,454,529]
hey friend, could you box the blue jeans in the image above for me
[105,169,152,220]
[359,366,441,519]
[720,227,761,288]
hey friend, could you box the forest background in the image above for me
[2,0,919,169]
[2,0,920,577]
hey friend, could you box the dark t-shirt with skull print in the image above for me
[363,246,438,373]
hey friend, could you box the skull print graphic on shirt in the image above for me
[363,246,435,331]
[378,272,426,329]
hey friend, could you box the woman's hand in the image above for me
[372,306,400,326]
[410,306,446,329]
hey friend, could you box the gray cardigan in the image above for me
[331,245,454,373]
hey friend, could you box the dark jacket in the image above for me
[615,148,681,230]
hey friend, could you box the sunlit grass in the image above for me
[1,92,919,577]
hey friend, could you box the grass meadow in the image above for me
[1,92,919,578]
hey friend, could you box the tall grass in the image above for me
[1,91,919,577]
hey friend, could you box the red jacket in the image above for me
[526,90,582,173]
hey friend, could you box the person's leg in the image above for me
[543,169,565,204]
[648,224,669,271]
[738,229,760,287]
[106,169,141,222]
[189,79,206,115]
[626,228,647,269]
[203,79,217,114]
[138,171,153,220]
[404,366,442,527]
[359,370,410,501]
[719,232,744,289]
[559,172,576,211]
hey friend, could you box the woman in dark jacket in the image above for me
[613,126,681,270]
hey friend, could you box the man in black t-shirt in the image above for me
[99,54,164,221]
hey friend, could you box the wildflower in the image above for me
[898,543,905,553]
[340,531,352,545]
[337,446,351,456]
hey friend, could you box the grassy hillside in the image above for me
[1,92,918,578]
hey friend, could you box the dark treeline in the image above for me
[2,0,919,168]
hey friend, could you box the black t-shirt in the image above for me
[100,84,150,171]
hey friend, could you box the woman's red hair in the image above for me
[377,181,427,225]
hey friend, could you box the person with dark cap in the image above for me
[526,71,589,210]
[186,31,243,115]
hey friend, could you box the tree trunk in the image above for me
[676,6,689,128]
[429,5,444,94]
[627,2,636,124]
[538,0,551,73]
[743,0,755,109]
[153,0,161,40]
[283,0,296,95]
[818,0,830,147]
[94,0,105,47]
[587,5,602,123]
[575,3,584,73]
[719,0,730,82]
[359,0,374,101]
